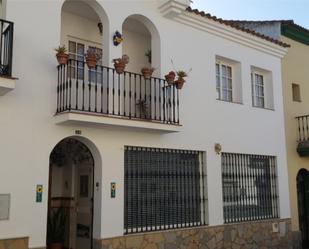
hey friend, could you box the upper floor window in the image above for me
[251,72,265,108]
[216,62,233,102]
[292,83,301,102]
[215,56,242,104]
[251,67,274,110]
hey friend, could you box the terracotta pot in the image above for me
[165,74,175,85]
[50,243,63,249]
[114,62,126,74]
[141,68,154,80]
[56,53,68,65]
[175,77,185,89]
[86,55,97,69]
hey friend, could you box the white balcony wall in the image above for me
[0,0,290,248]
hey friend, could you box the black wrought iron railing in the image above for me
[57,59,180,124]
[221,153,279,224]
[296,115,309,142]
[0,19,13,77]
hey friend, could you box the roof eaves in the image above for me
[186,7,291,48]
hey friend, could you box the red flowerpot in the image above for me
[114,62,126,74]
[175,78,185,89]
[86,55,97,69]
[165,74,175,85]
[141,68,154,80]
[56,53,68,65]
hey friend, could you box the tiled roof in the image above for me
[186,7,290,48]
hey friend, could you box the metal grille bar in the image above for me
[221,153,279,223]
[124,146,207,234]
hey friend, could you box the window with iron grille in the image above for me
[221,153,279,223]
[124,146,208,234]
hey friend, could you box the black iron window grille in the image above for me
[221,153,279,223]
[124,146,208,234]
[0,19,14,77]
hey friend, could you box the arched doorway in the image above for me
[297,169,309,249]
[47,138,94,249]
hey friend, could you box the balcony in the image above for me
[54,59,181,132]
[296,115,309,156]
[0,19,15,96]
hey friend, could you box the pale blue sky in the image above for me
[192,0,309,29]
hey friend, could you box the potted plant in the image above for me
[112,54,129,74]
[85,49,98,69]
[141,67,155,80]
[136,99,148,119]
[47,207,66,249]
[165,71,176,85]
[175,70,188,89]
[55,46,68,65]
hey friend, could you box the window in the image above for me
[124,146,207,234]
[251,72,265,108]
[292,83,301,102]
[216,62,233,102]
[221,153,279,223]
[68,40,85,80]
[68,40,102,83]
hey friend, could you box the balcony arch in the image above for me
[122,14,161,75]
[60,0,110,65]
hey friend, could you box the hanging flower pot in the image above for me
[56,53,69,65]
[175,77,185,89]
[55,45,68,65]
[112,55,130,74]
[85,49,97,69]
[141,67,154,80]
[114,61,126,74]
[165,71,176,85]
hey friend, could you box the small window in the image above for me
[292,83,301,102]
[251,72,265,108]
[216,62,233,102]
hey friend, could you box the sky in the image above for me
[192,0,309,29]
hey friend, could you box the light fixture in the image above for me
[98,22,103,35]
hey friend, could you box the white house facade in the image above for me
[0,0,292,249]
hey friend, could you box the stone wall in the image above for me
[94,219,292,249]
[0,237,28,249]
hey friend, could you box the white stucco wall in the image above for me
[0,0,290,248]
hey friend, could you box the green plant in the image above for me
[55,45,67,54]
[176,70,188,78]
[136,99,148,118]
[47,207,66,245]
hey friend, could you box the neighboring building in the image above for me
[0,1,291,249]
[229,20,309,249]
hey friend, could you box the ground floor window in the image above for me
[221,153,279,223]
[124,146,207,234]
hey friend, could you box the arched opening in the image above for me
[122,14,161,75]
[47,137,96,249]
[60,0,110,66]
[297,168,309,249]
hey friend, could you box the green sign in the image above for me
[111,182,116,198]
[36,185,43,203]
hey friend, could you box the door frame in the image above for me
[47,138,95,249]
[297,168,309,249]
